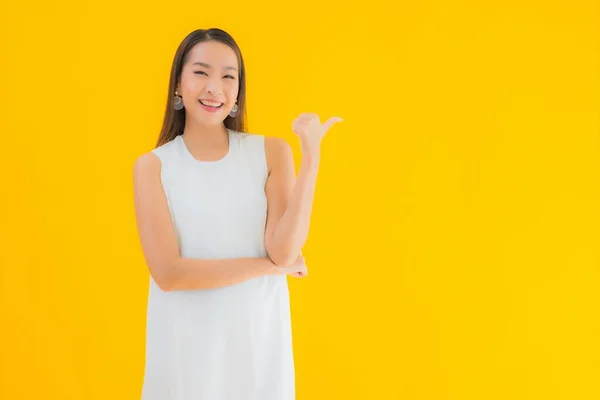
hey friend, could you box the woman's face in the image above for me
[177,40,240,125]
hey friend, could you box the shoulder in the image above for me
[232,130,265,145]
[232,130,293,173]
[133,136,178,177]
[150,136,179,161]
[133,151,161,181]
[264,135,291,152]
[264,136,293,173]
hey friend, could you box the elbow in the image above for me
[156,277,174,292]
[265,233,303,266]
[151,271,174,292]
[150,259,178,292]
[271,256,295,268]
[267,246,300,267]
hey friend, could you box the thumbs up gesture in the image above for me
[292,113,343,157]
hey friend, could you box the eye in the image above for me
[224,74,235,79]
[194,71,208,76]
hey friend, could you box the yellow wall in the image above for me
[1,0,599,398]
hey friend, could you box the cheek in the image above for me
[181,75,203,92]
[225,82,239,99]
[187,81,205,93]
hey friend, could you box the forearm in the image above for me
[268,154,320,265]
[160,256,278,291]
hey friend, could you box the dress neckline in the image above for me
[178,129,233,165]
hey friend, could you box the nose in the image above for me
[206,80,223,96]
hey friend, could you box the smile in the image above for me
[198,100,224,108]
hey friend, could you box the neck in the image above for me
[182,118,229,147]
[180,116,230,162]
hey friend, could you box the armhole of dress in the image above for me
[150,145,169,173]
[150,146,180,248]
[150,147,168,192]
[257,135,269,184]
[150,147,164,163]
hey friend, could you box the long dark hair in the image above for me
[155,28,247,148]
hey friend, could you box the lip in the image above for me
[199,98,224,105]
[198,99,224,113]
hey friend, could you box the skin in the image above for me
[133,40,341,291]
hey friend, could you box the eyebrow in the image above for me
[192,62,237,72]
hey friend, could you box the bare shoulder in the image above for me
[264,135,290,151]
[133,151,161,179]
[264,136,293,173]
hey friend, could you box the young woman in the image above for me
[133,28,341,399]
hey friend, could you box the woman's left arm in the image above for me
[264,113,342,266]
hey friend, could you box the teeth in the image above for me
[200,100,222,107]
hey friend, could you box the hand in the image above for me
[292,113,343,157]
[276,253,308,279]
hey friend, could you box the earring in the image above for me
[229,103,239,117]
[174,90,184,111]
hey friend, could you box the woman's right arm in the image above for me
[133,152,281,292]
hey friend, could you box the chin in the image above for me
[195,114,226,125]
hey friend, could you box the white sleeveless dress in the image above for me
[141,129,295,400]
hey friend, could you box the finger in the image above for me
[296,113,314,121]
[322,116,343,132]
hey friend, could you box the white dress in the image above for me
[141,129,295,400]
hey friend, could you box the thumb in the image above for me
[322,116,343,132]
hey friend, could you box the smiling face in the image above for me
[176,40,240,126]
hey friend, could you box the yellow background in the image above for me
[1,0,599,399]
